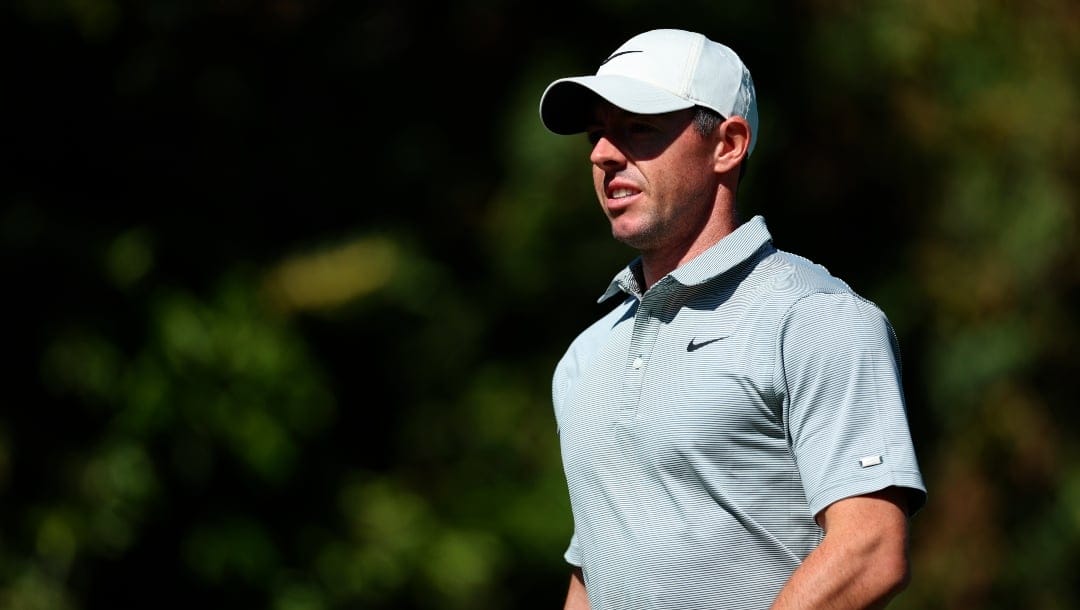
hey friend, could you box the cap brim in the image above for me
[539,75,696,135]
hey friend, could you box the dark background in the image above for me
[3,1,1078,608]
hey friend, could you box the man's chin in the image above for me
[610,226,658,251]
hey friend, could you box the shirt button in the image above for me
[632,357,643,369]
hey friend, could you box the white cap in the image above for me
[539,29,759,156]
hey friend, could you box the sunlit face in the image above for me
[585,103,719,253]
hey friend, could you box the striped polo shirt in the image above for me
[552,215,926,610]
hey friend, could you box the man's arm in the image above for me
[564,566,590,609]
[770,487,911,610]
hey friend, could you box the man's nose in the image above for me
[590,136,627,169]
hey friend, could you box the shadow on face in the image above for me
[584,100,696,161]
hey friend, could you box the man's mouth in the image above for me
[610,188,637,199]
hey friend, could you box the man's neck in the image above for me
[639,214,740,289]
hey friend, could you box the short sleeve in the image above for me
[779,292,926,517]
[564,531,582,566]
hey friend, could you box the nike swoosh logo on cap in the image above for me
[599,50,643,66]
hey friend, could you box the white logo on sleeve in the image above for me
[859,455,884,468]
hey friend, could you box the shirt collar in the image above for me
[598,215,774,303]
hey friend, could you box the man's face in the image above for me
[585,103,719,253]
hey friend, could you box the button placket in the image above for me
[619,279,677,417]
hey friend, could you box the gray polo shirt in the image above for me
[552,215,926,610]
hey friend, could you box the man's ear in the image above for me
[713,117,751,175]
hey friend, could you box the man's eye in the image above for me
[586,131,602,145]
[628,122,656,135]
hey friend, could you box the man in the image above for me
[539,29,926,609]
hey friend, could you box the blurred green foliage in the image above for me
[2,0,1078,608]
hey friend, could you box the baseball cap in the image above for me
[539,29,759,156]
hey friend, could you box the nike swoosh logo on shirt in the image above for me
[686,337,725,352]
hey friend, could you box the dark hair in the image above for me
[692,106,724,137]
[693,106,749,184]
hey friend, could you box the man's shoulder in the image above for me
[740,247,888,326]
[552,295,634,398]
[763,248,855,294]
[757,250,897,349]
[768,247,851,287]
[565,295,634,353]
